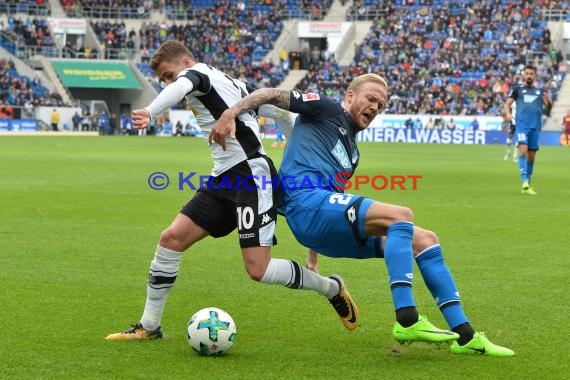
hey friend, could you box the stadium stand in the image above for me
[0,57,65,107]
[294,0,569,117]
[62,0,151,19]
[1,0,568,131]
[0,0,51,17]
[0,16,58,59]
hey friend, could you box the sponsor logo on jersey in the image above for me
[338,127,347,135]
[302,93,320,102]
[292,91,301,99]
[523,94,538,103]
[331,140,352,169]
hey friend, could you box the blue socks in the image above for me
[527,161,534,184]
[415,244,468,329]
[384,222,415,311]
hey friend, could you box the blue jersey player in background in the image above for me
[211,73,514,356]
[505,65,551,195]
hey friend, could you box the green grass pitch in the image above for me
[1,136,569,379]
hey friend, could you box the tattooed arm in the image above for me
[229,88,291,116]
[209,88,291,149]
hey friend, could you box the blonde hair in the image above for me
[150,40,195,71]
[347,73,388,93]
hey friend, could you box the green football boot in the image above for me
[521,181,537,195]
[451,332,514,356]
[393,315,459,344]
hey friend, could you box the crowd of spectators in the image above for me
[348,0,570,21]
[0,0,51,16]
[296,0,568,117]
[61,0,151,19]
[0,58,67,109]
[61,0,333,20]
[0,16,57,58]
[162,0,334,21]
[1,0,568,121]
[133,1,289,91]
[91,20,136,59]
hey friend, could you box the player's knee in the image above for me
[242,247,272,281]
[245,264,265,282]
[423,229,439,245]
[395,206,414,223]
[413,228,439,255]
[159,228,188,252]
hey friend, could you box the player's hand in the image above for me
[543,93,551,106]
[132,109,151,129]
[504,114,512,123]
[209,110,236,151]
[306,249,319,274]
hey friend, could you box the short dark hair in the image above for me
[524,64,536,72]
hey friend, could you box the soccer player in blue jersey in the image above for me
[211,73,514,356]
[505,65,551,195]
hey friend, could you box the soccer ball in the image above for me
[186,307,237,356]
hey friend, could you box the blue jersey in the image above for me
[509,85,546,130]
[278,91,360,202]
[276,91,380,259]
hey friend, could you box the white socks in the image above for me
[140,246,182,331]
[140,251,341,330]
[260,258,338,298]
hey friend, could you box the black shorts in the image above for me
[181,155,279,248]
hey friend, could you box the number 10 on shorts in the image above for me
[237,206,255,230]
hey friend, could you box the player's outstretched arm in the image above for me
[210,88,291,149]
[137,79,193,128]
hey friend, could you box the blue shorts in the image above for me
[515,128,540,151]
[283,189,383,259]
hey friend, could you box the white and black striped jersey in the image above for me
[145,63,265,176]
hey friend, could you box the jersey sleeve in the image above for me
[288,90,343,120]
[181,70,212,94]
[144,77,194,120]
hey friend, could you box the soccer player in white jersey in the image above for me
[211,73,514,356]
[503,102,517,162]
[502,120,517,162]
[106,41,358,340]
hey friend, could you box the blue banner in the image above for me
[0,119,38,132]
